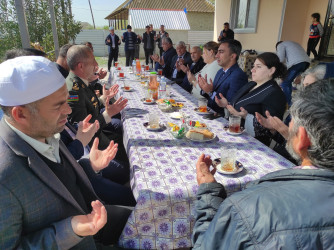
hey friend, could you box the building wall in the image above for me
[215,0,329,53]
[214,0,286,52]
[281,0,328,51]
[187,12,214,31]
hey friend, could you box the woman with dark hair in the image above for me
[307,13,323,60]
[215,52,287,145]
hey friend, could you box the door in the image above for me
[319,0,334,57]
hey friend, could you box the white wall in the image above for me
[75,29,213,57]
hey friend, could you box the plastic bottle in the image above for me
[136,59,141,74]
[107,71,112,87]
[159,76,166,99]
[149,72,159,100]
[132,60,136,73]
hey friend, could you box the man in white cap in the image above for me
[105,26,121,72]
[0,56,132,249]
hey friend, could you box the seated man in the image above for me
[0,56,132,249]
[179,46,206,93]
[66,45,128,162]
[198,39,247,113]
[193,78,334,249]
[151,37,177,79]
[169,41,192,84]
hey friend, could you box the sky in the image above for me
[72,0,125,27]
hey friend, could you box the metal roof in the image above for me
[105,0,214,20]
[129,9,190,30]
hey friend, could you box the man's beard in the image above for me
[285,134,302,164]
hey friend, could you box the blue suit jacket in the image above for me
[202,63,248,113]
[0,119,98,249]
[155,47,177,79]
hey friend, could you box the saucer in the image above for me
[141,98,156,105]
[123,87,134,92]
[194,107,213,115]
[143,122,165,131]
[212,158,244,175]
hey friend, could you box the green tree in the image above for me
[0,0,82,60]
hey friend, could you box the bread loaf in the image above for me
[186,129,214,140]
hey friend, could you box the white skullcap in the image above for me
[0,56,65,106]
[109,26,114,30]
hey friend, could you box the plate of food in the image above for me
[212,158,244,175]
[141,98,156,105]
[143,122,165,131]
[194,107,213,115]
[223,125,245,135]
[185,129,216,142]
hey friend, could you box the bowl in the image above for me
[170,126,186,139]
[158,102,173,112]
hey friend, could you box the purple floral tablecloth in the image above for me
[117,77,295,249]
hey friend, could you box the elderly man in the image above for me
[105,26,121,71]
[156,24,169,56]
[276,41,310,106]
[66,45,128,163]
[0,56,132,249]
[198,39,247,113]
[179,46,206,93]
[169,41,192,83]
[151,37,177,79]
[193,78,334,249]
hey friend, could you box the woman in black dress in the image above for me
[215,52,287,146]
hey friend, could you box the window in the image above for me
[230,0,259,33]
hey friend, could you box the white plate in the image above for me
[185,132,216,142]
[170,112,182,119]
[143,122,165,131]
[141,98,156,105]
[123,87,134,92]
[194,107,213,115]
[226,129,245,136]
[213,159,244,175]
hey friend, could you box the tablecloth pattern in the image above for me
[117,75,295,249]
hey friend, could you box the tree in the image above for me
[0,0,82,60]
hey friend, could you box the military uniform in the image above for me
[66,72,118,151]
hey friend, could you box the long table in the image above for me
[116,74,295,249]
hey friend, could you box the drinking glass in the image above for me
[198,99,208,112]
[149,113,160,129]
[221,147,236,171]
[229,115,241,133]
[124,81,130,91]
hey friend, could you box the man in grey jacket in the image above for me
[193,78,334,249]
[0,56,131,249]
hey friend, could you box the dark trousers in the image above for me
[107,48,118,71]
[94,204,133,246]
[280,62,310,106]
[79,158,136,206]
[144,48,154,67]
[307,37,320,58]
[125,49,135,66]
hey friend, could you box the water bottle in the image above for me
[159,76,167,99]
[107,70,112,88]
[132,60,136,73]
